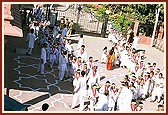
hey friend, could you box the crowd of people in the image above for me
[25,4,165,112]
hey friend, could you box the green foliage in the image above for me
[85,4,164,35]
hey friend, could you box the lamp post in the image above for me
[101,10,110,38]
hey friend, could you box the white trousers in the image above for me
[58,64,68,80]
[71,93,85,111]
[37,62,45,74]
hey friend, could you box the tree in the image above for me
[85,4,164,36]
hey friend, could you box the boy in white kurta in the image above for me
[87,66,100,90]
[58,51,68,80]
[37,43,47,74]
[151,73,164,103]
[86,56,94,70]
[108,83,118,111]
[77,45,87,63]
[99,81,110,94]
[71,70,87,111]
[26,29,36,55]
[95,91,109,111]
[101,46,107,64]
[88,84,99,111]
[49,44,59,70]
[77,34,84,50]
[117,82,132,111]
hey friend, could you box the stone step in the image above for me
[15,48,27,54]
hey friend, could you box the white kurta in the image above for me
[86,61,93,70]
[108,88,118,110]
[74,61,82,70]
[88,88,99,111]
[132,36,140,49]
[120,50,129,67]
[99,84,110,94]
[101,50,107,63]
[75,77,87,96]
[117,86,132,111]
[87,70,100,89]
[77,50,87,63]
[41,47,47,64]
[27,33,36,48]
[77,38,84,49]
[58,54,68,80]
[142,78,150,96]
[72,76,87,111]
[66,43,74,53]
[95,94,109,111]
[152,77,164,101]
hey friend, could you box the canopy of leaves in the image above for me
[85,4,164,35]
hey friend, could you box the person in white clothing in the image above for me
[88,13,93,22]
[87,66,100,90]
[101,46,108,64]
[88,84,99,111]
[77,45,87,63]
[77,34,84,50]
[71,71,87,111]
[49,44,59,70]
[26,29,36,55]
[150,73,164,103]
[117,82,132,111]
[58,50,68,80]
[132,32,140,49]
[75,57,83,70]
[94,91,109,111]
[108,83,118,111]
[86,56,94,70]
[37,43,47,74]
[99,81,110,94]
[71,69,80,108]
[66,39,74,54]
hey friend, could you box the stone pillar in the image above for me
[133,20,139,37]
[4,4,23,37]
[155,26,164,49]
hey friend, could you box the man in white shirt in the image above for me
[58,50,68,81]
[99,81,111,94]
[71,70,87,111]
[87,66,100,90]
[88,84,99,111]
[26,29,36,55]
[95,91,109,111]
[77,34,84,50]
[37,43,47,74]
[117,82,132,111]
[86,56,94,70]
[77,45,87,63]
[151,73,164,103]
